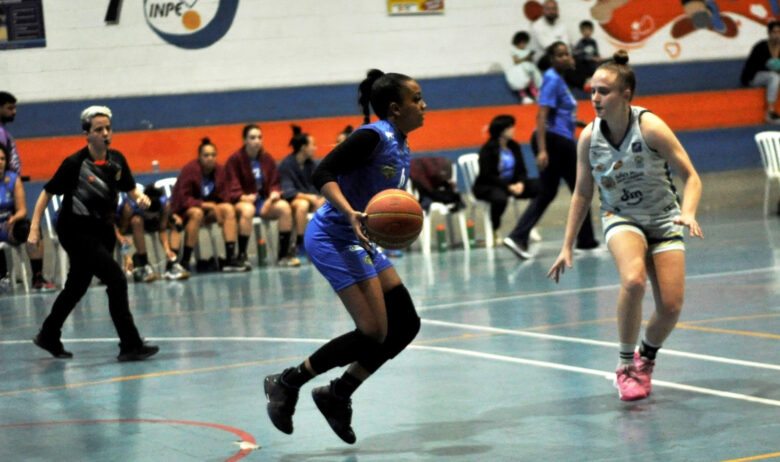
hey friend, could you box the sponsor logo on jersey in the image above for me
[381,165,397,180]
[620,188,643,206]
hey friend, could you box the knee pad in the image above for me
[11,218,30,244]
[309,329,382,374]
[382,284,420,359]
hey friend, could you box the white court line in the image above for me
[414,345,780,408]
[418,265,780,312]
[422,319,780,372]
[5,335,780,408]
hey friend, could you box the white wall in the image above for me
[1,0,766,102]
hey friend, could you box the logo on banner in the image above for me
[143,0,238,49]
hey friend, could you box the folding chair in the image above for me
[408,165,469,254]
[0,242,29,292]
[154,177,221,267]
[755,131,780,216]
[44,194,69,287]
[457,152,539,248]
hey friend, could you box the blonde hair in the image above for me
[80,105,112,131]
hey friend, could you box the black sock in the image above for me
[225,242,236,259]
[238,235,249,256]
[137,253,149,266]
[0,254,7,278]
[182,246,194,266]
[278,231,292,259]
[332,372,362,399]
[296,235,303,249]
[639,340,660,360]
[281,362,314,389]
[30,258,43,279]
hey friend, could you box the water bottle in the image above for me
[436,224,447,252]
[256,238,267,266]
[466,219,476,247]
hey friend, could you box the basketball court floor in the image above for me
[1,171,779,461]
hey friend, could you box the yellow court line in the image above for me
[683,313,780,325]
[0,356,299,398]
[677,323,780,340]
[722,451,780,462]
[526,317,618,331]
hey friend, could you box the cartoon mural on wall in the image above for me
[524,0,779,59]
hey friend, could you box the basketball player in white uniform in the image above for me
[548,50,703,401]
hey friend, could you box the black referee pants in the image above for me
[40,219,143,348]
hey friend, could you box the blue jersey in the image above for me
[0,171,18,223]
[539,68,577,140]
[314,120,411,235]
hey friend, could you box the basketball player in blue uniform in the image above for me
[264,69,426,444]
[548,51,703,401]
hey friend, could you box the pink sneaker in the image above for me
[614,365,649,401]
[633,352,655,396]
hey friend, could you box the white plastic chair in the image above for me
[457,153,496,248]
[408,164,469,254]
[457,152,539,248]
[755,131,780,216]
[0,242,30,292]
[155,177,221,266]
[43,194,69,287]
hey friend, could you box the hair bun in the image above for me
[291,124,302,135]
[201,137,211,144]
[613,50,629,65]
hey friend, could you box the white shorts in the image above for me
[601,211,685,254]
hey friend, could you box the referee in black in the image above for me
[28,106,159,361]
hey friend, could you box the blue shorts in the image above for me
[305,216,393,292]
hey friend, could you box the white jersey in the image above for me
[589,106,680,219]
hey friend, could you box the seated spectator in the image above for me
[226,124,300,267]
[505,31,542,104]
[0,144,31,291]
[335,125,353,145]
[530,0,570,71]
[410,156,463,212]
[278,125,326,257]
[472,115,540,237]
[117,184,189,281]
[170,137,247,272]
[741,20,780,124]
[572,20,602,91]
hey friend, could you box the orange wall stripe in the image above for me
[15,89,767,181]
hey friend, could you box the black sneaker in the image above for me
[264,369,300,435]
[222,257,250,272]
[117,342,159,362]
[312,381,356,444]
[502,237,532,259]
[33,333,73,359]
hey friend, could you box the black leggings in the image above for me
[508,131,597,246]
[40,219,143,347]
[473,180,540,231]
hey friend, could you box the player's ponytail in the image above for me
[357,69,413,123]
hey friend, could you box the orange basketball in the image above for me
[365,188,423,249]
